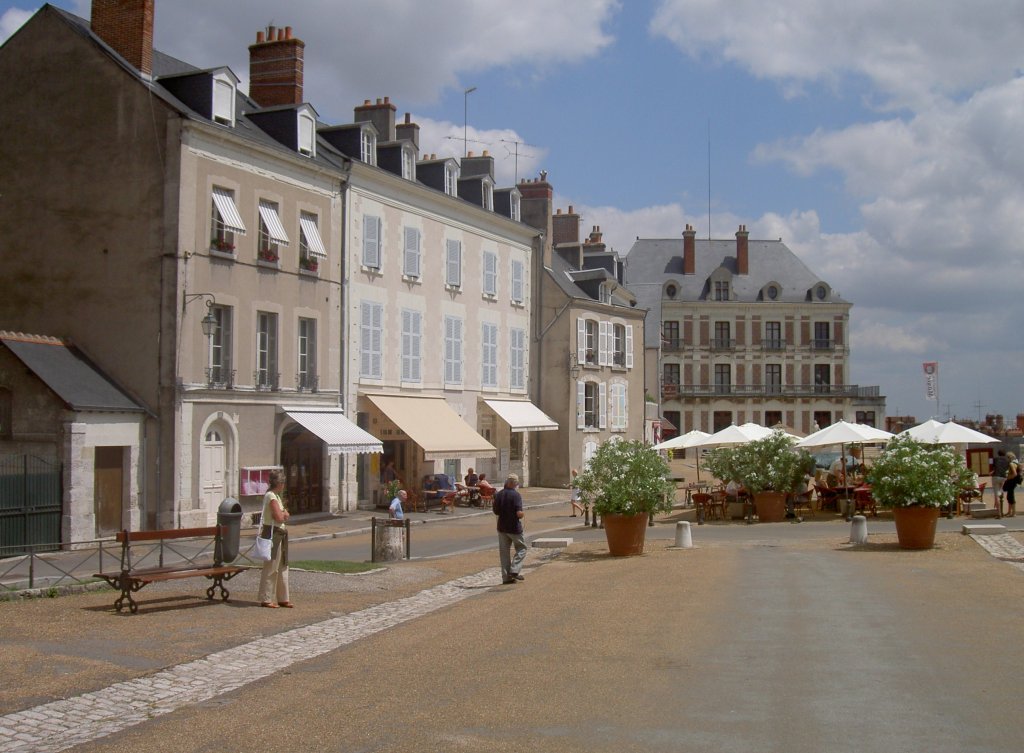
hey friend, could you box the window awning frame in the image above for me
[365,393,496,461]
[483,399,559,432]
[281,407,382,455]
[299,215,328,258]
[258,200,290,245]
[212,187,246,234]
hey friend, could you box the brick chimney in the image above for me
[91,0,154,78]
[552,205,580,247]
[518,174,554,266]
[354,97,396,142]
[396,112,419,148]
[736,224,749,275]
[585,225,603,245]
[248,25,305,108]
[683,224,696,275]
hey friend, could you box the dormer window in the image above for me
[212,73,236,126]
[298,112,316,157]
[714,281,730,301]
[444,163,459,196]
[510,193,521,222]
[361,129,377,165]
[401,145,416,180]
[483,178,493,211]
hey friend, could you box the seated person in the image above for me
[477,473,496,498]
[725,479,742,501]
[464,467,479,487]
[463,467,481,506]
[827,456,847,487]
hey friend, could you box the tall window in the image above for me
[444,162,459,196]
[713,410,732,432]
[766,364,782,394]
[663,363,680,386]
[714,281,730,301]
[258,200,288,263]
[609,382,627,430]
[212,77,235,125]
[298,212,325,272]
[297,318,317,390]
[510,193,521,222]
[401,309,422,383]
[814,411,832,429]
[403,227,421,278]
[483,180,493,211]
[401,147,415,180]
[360,301,383,379]
[483,251,498,296]
[814,364,831,393]
[445,239,462,287]
[298,113,315,156]
[764,321,782,350]
[856,411,877,427]
[360,129,376,164]
[814,321,831,349]
[444,315,463,385]
[663,320,680,349]
[714,364,731,393]
[210,187,244,253]
[256,311,278,390]
[481,323,498,387]
[765,410,782,427]
[584,319,598,364]
[208,305,233,388]
[510,328,525,389]
[362,214,381,269]
[583,382,599,428]
[612,324,626,366]
[713,321,731,349]
[511,259,524,304]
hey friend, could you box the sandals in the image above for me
[260,602,278,609]
[278,601,294,608]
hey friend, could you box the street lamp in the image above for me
[183,292,217,337]
[463,86,477,157]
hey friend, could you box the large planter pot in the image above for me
[893,505,940,550]
[602,512,649,556]
[753,491,787,523]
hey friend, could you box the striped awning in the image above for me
[299,215,327,258]
[211,188,246,234]
[282,408,382,455]
[258,201,290,245]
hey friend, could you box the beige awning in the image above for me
[282,407,382,455]
[366,394,496,461]
[483,399,558,432]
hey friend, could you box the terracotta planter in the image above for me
[602,512,649,556]
[753,491,787,523]
[893,505,940,549]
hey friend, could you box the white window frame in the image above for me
[482,178,494,211]
[298,112,315,157]
[482,250,498,297]
[510,259,524,304]
[403,226,421,279]
[444,315,463,385]
[444,163,459,196]
[208,305,232,386]
[401,145,416,180]
[258,200,288,264]
[362,214,381,270]
[256,311,278,390]
[445,239,462,288]
[361,128,377,165]
[481,322,498,388]
[360,301,383,379]
[298,212,326,269]
[298,317,317,390]
[212,74,235,126]
[609,382,627,431]
[625,325,634,368]
[401,309,422,383]
[510,193,520,222]
[510,328,525,390]
[210,187,245,252]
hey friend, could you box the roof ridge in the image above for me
[0,331,65,346]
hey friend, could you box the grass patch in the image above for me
[290,560,381,574]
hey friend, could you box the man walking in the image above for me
[992,450,1009,517]
[389,489,406,520]
[493,473,527,584]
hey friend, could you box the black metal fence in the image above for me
[0,454,62,555]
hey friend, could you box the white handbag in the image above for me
[253,528,273,562]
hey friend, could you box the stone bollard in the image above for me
[675,521,692,549]
[849,514,868,545]
[372,518,407,561]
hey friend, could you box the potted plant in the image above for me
[258,247,279,263]
[866,435,974,549]
[300,254,319,273]
[575,439,674,555]
[703,431,813,523]
[211,237,234,253]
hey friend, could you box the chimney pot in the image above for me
[256,30,265,43]
[404,112,411,123]
[384,96,390,104]
[568,205,574,214]
[556,208,562,214]
[268,25,276,39]
[285,26,292,39]
[483,150,489,157]
[248,23,305,107]
[468,151,474,158]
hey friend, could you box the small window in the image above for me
[212,77,235,125]
[361,129,377,165]
[510,193,521,222]
[482,179,494,211]
[714,281,730,301]
[766,285,779,300]
[205,429,223,443]
[816,285,827,300]
[666,284,677,299]
[298,113,315,156]
[401,146,416,180]
[444,162,459,196]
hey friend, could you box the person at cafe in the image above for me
[477,472,495,497]
[463,467,481,506]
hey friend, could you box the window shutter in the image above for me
[599,321,609,366]
[363,215,380,268]
[446,240,461,286]
[577,381,585,429]
[621,383,628,430]
[401,310,411,381]
[360,302,372,377]
[404,227,420,277]
[577,317,586,364]
[625,325,634,368]
[511,260,523,303]
[599,382,607,429]
[454,318,463,384]
[484,251,497,295]
[411,312,421,382]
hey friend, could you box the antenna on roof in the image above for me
[499,138,537,185]
[707,118,712,241]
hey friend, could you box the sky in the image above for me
[3,0,1023,425]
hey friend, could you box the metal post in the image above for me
[404,518,411,560]
[371,517,378,563]
[29,549,35,589]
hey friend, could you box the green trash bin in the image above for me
[216,498,243,563]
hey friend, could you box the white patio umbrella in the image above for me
[901,419,998,445]
[692,423,778,448]
[653,429,711,452]
[796,420,894,519]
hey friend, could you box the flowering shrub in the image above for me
[258,247,279,263]
[576,439,675,516]
[300,255,319,272]
[866,434,974,508]
[702,430,813,494]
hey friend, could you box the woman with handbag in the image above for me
[1003,453,1019,518]
[258,470,293,608]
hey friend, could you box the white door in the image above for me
[200,429,226,511]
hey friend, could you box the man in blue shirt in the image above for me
[389,490,406,520]
[493,474,526,584]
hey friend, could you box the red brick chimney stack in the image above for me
[91,0,154,78]
[736,224,749,275]
[248,25,305,107]
[682,224,696,275]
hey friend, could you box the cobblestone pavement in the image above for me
[0,554,556,753]
[971,533,1024,573]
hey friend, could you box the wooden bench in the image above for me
[94,526,245,614]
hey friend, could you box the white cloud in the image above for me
[415,118,547,188]
[0,7,35,43]
[650,0,1024,108]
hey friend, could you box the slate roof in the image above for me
[624,237,847,347]
[0,333,147,413]
[547,251,640,311]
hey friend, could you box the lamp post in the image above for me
[183,292,218,339]
[463,86,477,157]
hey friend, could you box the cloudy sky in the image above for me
[4,0,1023,425]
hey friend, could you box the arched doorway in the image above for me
[280,425,323,514]
[200,427,227,512]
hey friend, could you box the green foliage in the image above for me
[383,479,402,503]
[702,430,813,494]
[575,439,675,516]
[866,435,975,508]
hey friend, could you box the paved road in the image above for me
[3,524,1023,752]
